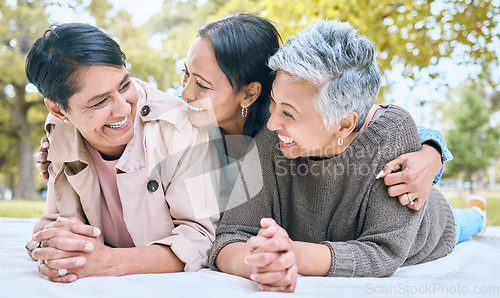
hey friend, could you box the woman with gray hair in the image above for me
[209,20,486,292]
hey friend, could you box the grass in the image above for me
[1,190,499,226]
[0,199,46,218]
[442,189,500,227]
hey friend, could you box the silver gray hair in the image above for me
[268,20,381,131]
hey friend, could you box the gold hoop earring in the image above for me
[241,106,248,118]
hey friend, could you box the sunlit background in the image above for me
[0,0,499,224]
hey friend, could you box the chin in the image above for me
[188,114,217,128]
[280,147,300,159]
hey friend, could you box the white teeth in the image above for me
[187,104,205,112]
[106,117,127,128]
[278,134,294,144]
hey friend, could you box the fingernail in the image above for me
[244,257,250,265]
[93,228,100,236]
[375,170,384,179]
[57,217,69,221]
[84,242,91,251]
[32,232,39,240]
[250,273,256,280]
[68,275,77,282]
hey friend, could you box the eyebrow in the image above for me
[87,73,130,104]
[271,90,300,114]
[184,63,213,86]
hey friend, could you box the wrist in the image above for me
[422,142,442,163]
[421,144,443,176]
[290,240,301,273]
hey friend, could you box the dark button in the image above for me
[140,105,151,116]
[147,180,159,192]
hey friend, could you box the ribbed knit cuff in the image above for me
[322,241,356,277]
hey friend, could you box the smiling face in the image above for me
[181,37,247,135]
[49,65,138,159]
[267,71,342,159]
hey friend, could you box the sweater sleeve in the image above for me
[322,181,425,277]
[323,112,425,277]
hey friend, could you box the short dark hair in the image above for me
[25,23,126,111]
[198,14,281,137]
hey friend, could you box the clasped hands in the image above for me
[31,217,105,283]
[244,218,297,292]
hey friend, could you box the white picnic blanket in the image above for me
[1,217,499,298]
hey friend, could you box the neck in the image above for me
[97,145,125,160]
[219,117,246,136]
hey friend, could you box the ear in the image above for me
[338,111,358,138]
[44,98,68,122]
[240,82,262,109]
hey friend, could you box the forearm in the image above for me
[215,242,252,278]
[110,244,184,276]
[292,241,331,276]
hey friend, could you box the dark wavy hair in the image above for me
[198,14,281,137]
[25,23,126,111]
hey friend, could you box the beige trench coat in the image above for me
[26,79,220,271]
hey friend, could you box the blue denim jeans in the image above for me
[449,202,484,245]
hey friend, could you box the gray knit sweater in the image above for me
[209,105,455,277]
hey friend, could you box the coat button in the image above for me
[147,180,159,192]
[140,105,151,116]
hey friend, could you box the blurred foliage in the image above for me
[214,0,499,85]
[0,0,51,199]
[445,82,500,187]
[0,0,499,198]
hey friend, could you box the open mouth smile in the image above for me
[278,134,295,144]
[187,103,206,112]
[105,117,128,129]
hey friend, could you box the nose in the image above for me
[266,105,283,132]
[181,78,196,102]
[113,93,132,117]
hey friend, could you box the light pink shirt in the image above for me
[85,141,134,248]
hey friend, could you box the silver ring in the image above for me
[58,269,68,277]
[35,241,42,249]
[407,193,415,205]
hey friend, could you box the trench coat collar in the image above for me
[45,78,189,170]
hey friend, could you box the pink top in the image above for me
[85,141,134,248]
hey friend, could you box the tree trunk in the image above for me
[12,84,39,200]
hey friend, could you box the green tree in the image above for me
[0,0,174,199]
[0,0,51,199]
[215,0,499,87]
[445,83,500,191]
[85,0,173,90]
[144,0,226,89]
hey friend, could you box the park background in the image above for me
[0,0,499,225]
